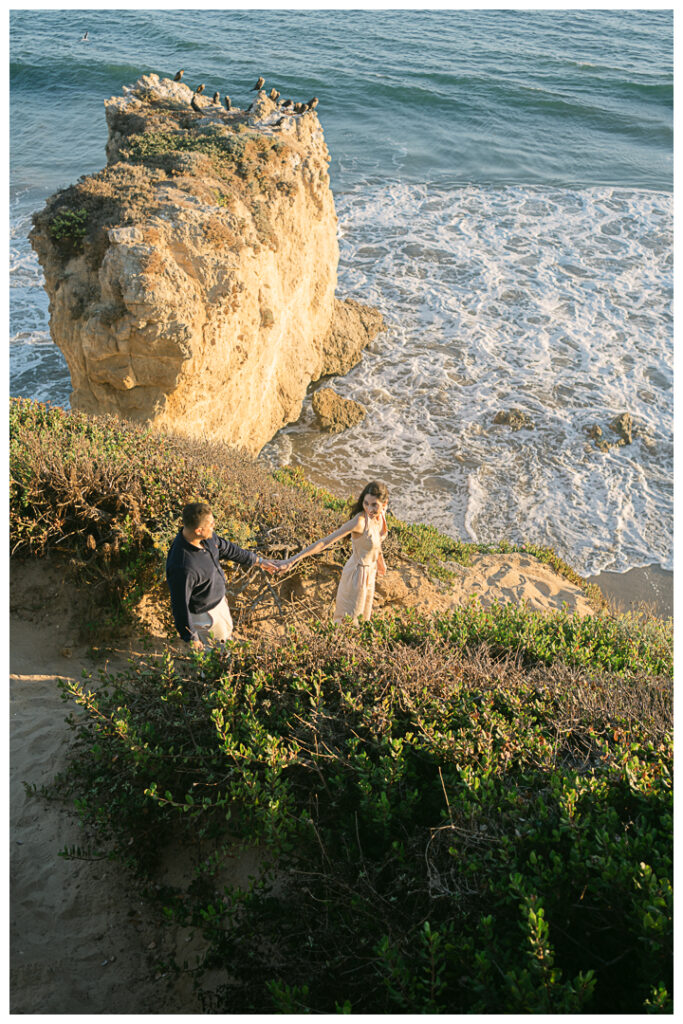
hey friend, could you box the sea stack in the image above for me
[29,73,385,454]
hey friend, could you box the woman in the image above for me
[282,481,389,623]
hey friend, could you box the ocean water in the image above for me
[9,9,673,576]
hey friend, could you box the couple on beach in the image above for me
[166,482,389,650]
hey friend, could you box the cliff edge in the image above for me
[29,75,384,452]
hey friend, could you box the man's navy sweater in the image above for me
[166,529,257,642]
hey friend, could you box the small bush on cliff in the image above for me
[48,207,89,252]
[51,614,672,1013]
[123,125,288,205]
[125,127,248,165]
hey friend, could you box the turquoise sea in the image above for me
[9,9,673,577]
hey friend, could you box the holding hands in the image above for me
[256,556,280,573]
[255,555,298,573]
[278,554,300,570]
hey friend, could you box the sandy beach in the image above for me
[9,553,669,1013]
[588,563,673,618]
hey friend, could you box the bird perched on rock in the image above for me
[252,76,265,91]
[307,96,319,109]
[294,102,305,114]
[174,69,184,81]
[191,92,202,112]
[224,95,231,110]
[269,88,279,101]
[213,91,220,103]
[281,98,293,110]
[195,83,205,94]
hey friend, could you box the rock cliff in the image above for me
[30,74,385,453]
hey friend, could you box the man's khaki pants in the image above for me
[193,596,234,647]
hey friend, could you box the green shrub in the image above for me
[49,613,672,1013]
[125,127,248,166]
[48,207,89,251]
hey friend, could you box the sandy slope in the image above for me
[9,552,594,1013]
[9,561,201,1014]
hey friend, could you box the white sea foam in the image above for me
[263,183,672,575]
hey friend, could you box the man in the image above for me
[166,502,278,650]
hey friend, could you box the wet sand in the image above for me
[588,563,673,618]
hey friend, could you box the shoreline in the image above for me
[588,562,672,618]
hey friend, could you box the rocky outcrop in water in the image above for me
[609,412,633,445]
[29,75,385,453]
[312,387,366,433]
[586,411,636,452]
[493,408,534,430]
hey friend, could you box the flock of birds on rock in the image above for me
[172,68,318,121]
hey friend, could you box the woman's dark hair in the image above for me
[350,481,389,517]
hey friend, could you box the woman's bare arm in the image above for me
[285,514,363,567]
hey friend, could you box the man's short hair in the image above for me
[182,502,213,530]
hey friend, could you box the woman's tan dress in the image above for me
[333,513,386,623]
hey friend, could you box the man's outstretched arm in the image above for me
[215,536,279,572]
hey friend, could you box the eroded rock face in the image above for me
[30,74,385,453]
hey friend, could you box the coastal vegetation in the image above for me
[123,124,284,174]
[34,90,297,268]
[11,397,672,1013]
[48,207,89,249]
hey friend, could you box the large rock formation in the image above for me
[30,75,385,453]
